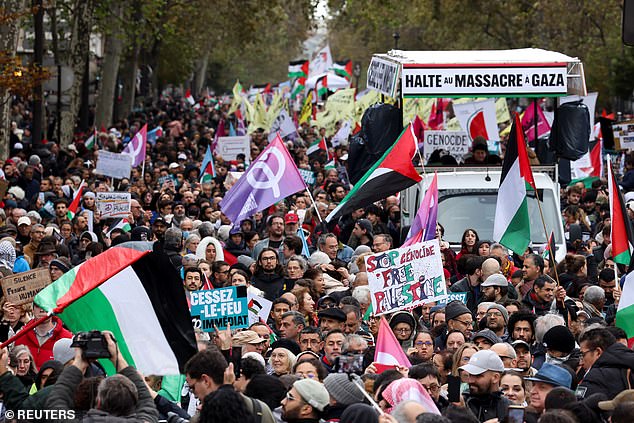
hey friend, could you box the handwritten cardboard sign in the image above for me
[365,239,447,316]
[1,268,52,306]
[96,192,131,219]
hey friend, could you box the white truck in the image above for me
[400,166,566,262]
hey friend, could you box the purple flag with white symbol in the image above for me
[220,135,307,224]
[403,172,438,247]
[122,124,147,167]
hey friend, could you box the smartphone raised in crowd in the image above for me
[447,375,461,403]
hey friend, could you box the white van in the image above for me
[400,166,566,262]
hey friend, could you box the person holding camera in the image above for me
[47,331,159,422]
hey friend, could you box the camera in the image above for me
[71,331,111,359]
[334,354,364,375]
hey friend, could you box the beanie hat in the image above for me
[543,325,576,354]
[294,379,330,412]
[389,311,417,332]
[487,303,509,324]
[323,373,366,405]
[445,300,472,321]
[49,257,71,274]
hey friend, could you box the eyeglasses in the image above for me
[394,328,412,334]
[580,348,596,357]
[261,256,277,262]
[421,384,440,393]
[454,318,473,327]
[415,341,433,347]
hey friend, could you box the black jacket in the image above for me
[578,342,634,400]
[252,270,285,301]
[463,391,510,422]
[47,365,158,422]
[449,277,480,312]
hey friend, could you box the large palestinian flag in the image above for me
[493,113,534,254]
[616,254,634,348]
[607,156,633,265]
[34,245,197,375]
[325,123,422,222]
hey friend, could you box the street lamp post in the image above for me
[353,63,361,88]
[393,32,400,49]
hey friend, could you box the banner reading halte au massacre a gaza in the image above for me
[402,65,567,97]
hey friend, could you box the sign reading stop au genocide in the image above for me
[401,65,568,97]
[365,239,447,315]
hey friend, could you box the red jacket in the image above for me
[15,316,72,369]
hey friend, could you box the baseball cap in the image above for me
[178,152,187,160]
[17,216,31,227]
[598,389,634,410]
[293,379,330,412]
[232,330,266,345]
[511,340,531,350]
[356,219,373,234]
[168,162,180,169]
[481,274,508,287]
[459,350,505,375]
[285,213,299,224]
[473,329,502,346]
[525,363,572,388]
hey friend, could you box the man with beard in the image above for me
[252,215,285,259]
[252,248,285,301]
[511,340,538,377]
[281,379,329,423]
[481,274,510,304]
[460,350,510,422]
[184,267,203,292]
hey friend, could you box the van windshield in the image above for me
[438,189,562,247]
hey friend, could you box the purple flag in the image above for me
[403,172,438,247]
[220,135,307,224]
[122,124,147,167]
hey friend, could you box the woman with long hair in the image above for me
[456,228,479,261]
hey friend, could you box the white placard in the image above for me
[247,292,272,325]
[95,150,132,179]
[365,239,447,316]
[367,57,401,98]
[423,130,471,162]
[216,136,250,161]
[96,192,131,219]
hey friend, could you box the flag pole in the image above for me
[532,183,561,286]
[0,314,51,350]
[305,188,324,224]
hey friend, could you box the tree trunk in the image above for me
[59,0,94,148]
[0,0,26,159]
[193,51,209,96]
[116,42,139,121]
[94,2,123,129]
[31,0,44,146]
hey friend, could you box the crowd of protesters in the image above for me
[0,93,632,423]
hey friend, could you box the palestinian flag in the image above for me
[105,218,132,237]
[332,60,352,80]
[288,60,309,79]
[84,129,97,150]
[185,89,195,106]
[66,180,86,220]
[616,254,634,347]
[34,246,197,375]
[542,231,555,264]
[307,137,328,156]
[200,144,216,183]
[316,75,329,98]
[325,123,422,222]
[608,156,634,265]
[493,113,534,255]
